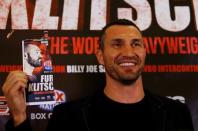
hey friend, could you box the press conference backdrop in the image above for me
[0,0,198,131]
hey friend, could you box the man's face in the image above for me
[97,25,146,84]
[26,44,43,67]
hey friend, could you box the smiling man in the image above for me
[96,22,146,104]
[3,19,194,131]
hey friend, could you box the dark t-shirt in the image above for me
[87,92,153,130]
[5,90,194,131]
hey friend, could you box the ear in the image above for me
[24,53,28,59]
[96,49,104,65]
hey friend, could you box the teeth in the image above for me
[119,63,135,67]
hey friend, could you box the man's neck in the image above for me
[104,76,145,104]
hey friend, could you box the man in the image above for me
[2,19,194,131]
[23,42,44,81]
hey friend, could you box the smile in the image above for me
[119,62,136,67]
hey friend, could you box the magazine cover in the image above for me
[22,37,55,105]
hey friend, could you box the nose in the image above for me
[122,44,135,57]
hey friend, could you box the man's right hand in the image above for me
[2,70,28,126]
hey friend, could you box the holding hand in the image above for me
[2,70,28,126]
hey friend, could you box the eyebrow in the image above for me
[111,38,142,43]
[131,38,143,44]
[111,38,123,42]
[131,38,142,42]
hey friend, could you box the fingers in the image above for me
[2,70,28,97]
[8,80,27,97]
[2,70,28,125]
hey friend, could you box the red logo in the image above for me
[55,90,65,102]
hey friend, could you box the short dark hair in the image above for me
[100,19,141,50]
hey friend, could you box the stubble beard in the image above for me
[105,64,144,86]
[28,54,42,67]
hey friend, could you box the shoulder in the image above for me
[53,89,104,113]
[53,96,91,114]
[146,90,190,113]
[147,91,194,129]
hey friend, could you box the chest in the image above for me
[87,104,153,130]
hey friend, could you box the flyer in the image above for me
[22,37,55,105]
